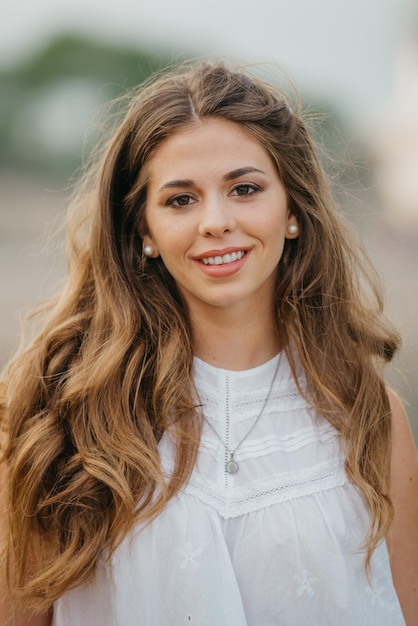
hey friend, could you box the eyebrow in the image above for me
[158,167,267,192]
[224,167,266,181]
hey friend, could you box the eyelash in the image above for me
[231,183,261,197]
[165,194,194,208]
[165,183,261,208]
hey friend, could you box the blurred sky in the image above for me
[2,0,417,126]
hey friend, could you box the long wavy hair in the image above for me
[1,61,400,611]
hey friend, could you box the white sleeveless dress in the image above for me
[53,353,405,625]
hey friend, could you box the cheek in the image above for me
[155,238,186,273]
[260,215,288,244]
[264,222,288,264]
[153,219,194,253]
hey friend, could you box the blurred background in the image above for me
[1,0,417,443]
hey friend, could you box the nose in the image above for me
[198,197,237,237]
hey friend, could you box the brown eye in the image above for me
[232,184,259,197]
[167,194,194,207]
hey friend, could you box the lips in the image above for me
[194,247,250,262]
[193,247,251,278]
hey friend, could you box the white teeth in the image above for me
[201,251,245,265]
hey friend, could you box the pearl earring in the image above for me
[143,244,155,257]
[287,223,299,235]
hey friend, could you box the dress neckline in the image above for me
[193,353,284,395]
[193,352,282,376]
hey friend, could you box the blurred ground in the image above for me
[0,173,417,444]
[366,215,418,443]
[0,173,67,363]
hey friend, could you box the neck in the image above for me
[190,303,281,371]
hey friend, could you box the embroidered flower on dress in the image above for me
[365,585,386,607]
[294,570,319,598]
[179,542,203,569]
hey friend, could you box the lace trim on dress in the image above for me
[197,388,309,423]
[197,382,302,405]
[198,422,340,460]
[184,457,347,518]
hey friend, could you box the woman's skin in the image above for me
[1,118,417,625]
[387,388,418,625]
[143,118,298,370]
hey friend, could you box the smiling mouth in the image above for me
[200,251,246,265]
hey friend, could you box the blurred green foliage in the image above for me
[10,34,166,88]
[0,33,366,187]
[0,34,174,178]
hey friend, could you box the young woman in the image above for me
[1,61,417,626]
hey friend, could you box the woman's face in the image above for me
[143,117,298,318]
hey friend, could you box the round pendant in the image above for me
[226,459,239,474]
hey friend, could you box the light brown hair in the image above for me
[1,61,400,611]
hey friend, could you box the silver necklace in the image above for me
[203,353,282,474]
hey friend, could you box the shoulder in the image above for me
[387,387,418,490]
[386,387,418,624]
[387,387,418,518]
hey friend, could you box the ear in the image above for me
[285,214,299,240]
[142,234,160,258]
